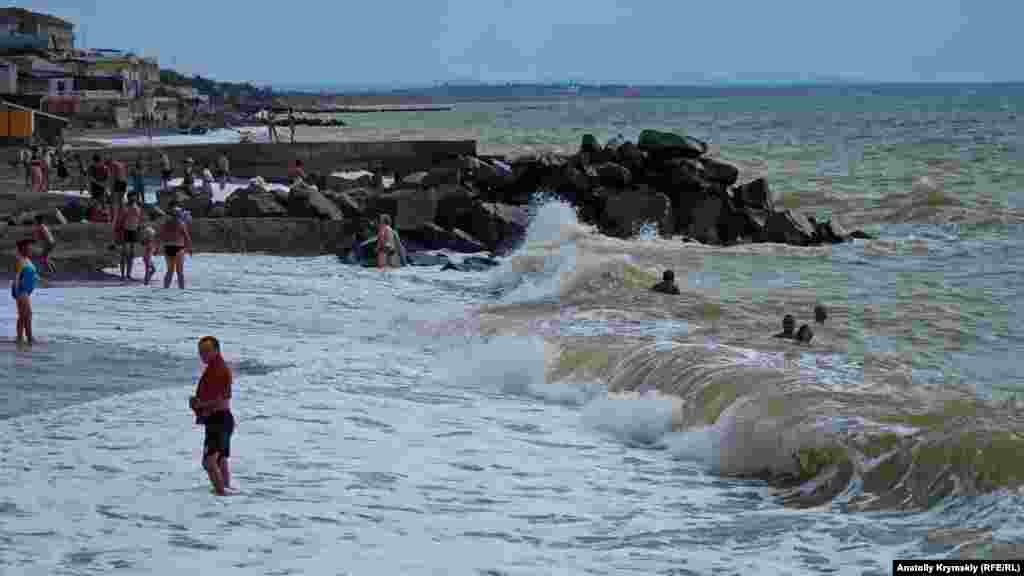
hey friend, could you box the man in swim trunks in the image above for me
[189,336,235,496]
[11,239,38,345]
[114,192,144,280]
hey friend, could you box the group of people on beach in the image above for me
[651,269,826,344]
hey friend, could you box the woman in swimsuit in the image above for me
[376,214,397,269]
[11,239,38,344]
[160,202,193,289]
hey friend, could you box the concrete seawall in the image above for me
[77,140,478,179]
[1,218,362,273]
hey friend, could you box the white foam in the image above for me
[84,127,272,147]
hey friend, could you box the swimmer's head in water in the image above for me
[782,314,796,335]
[198,336,221,363]
[814,304,827,324]
[662,269,675,283]
[796,324,813,343]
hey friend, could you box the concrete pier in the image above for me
[78,140,477,180]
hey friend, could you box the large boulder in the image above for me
[734,178,776,210]
[816,219,849,244]
[327,170,375,191]
[423,166,462,188]
[225,185,288,218]
[580,133,601,155]
[616,141,647,175]
[321,189,366,220]
[461,202,530,253]
[287,184,344,220]
[401,171,430,188]
[434,185,479,230]
[595,162,632,189]
[369,188,439,230]
[208,203,226,219]
[700,158,740,187]
[687,191,725,244]
[183,190,213,219]
[763,209,817,246]
[600,187,673,238]
[397,222,489,254]
[637,129,708,159]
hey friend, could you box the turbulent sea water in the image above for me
[6,85,1024,574]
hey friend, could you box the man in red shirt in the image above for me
[189,336,235,495]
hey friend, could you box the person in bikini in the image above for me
[189,336,235,496]
[376,214,398,269]
[114,192,144,280]
[32,215,57,275]
[160,201,193,289]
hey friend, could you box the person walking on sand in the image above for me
[41,147,52,193]
[189,336,235,496]
[160,201,193,289]
[32,215,57,275]
[114,192,144,280]
[376,214,398,269]
[11,239,38,345]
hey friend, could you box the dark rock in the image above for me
[601,187,673,238]
[687,191,724,244]
[442,255,501,272]
[225,185,288,218]
[396,222,487,253]
[183,190,213,219]
[461,202,530,254]
[434,185,479,230]
[637,129,708,159]
[763,209,817,245]
[376,188,437,230]
[423,166,462,188]
[580,134,600,155]
[407,252,451,267]
[849,230,875,240]
[208,203,226,218]
[595,162,632,189]
[716,197,749,245]
[734,178,775,210]
[451,228,487,253]
[327,171,374,191]
[740,206,771,241]
[616,141,646,174]
[700,157,740,186]
[287,185,344,221]
[401,171,430,188]
[322,189,365,219]
[158,186,191,211]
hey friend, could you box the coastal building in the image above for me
[0,8,75,52]
[0,99,69,145]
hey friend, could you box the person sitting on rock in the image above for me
[651,270,680,295]
[774,314,796,339]
[795,324,814,344]
[814,304,828,324]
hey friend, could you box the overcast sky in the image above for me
[16,0,1021,87]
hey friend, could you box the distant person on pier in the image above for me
[160,200,193,289]
[88,155,109,203]
[289,159,306,185]
[200,162,215,197]
[288,108,296,143]
[29,151,44,194]
[182,157,196,195]
[131,159,146,200]
[216,152,230,190]
[651,269,681,295]
[159,151,173,190]
[109,157,128,209]
[18,146,31,191]
[774,314,796,339]
[74,154,87,193]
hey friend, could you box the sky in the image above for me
[14,0,1023,88]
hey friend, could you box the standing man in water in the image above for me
[376,214,398,269]
[114,192,144,280]
[190,336,235,496]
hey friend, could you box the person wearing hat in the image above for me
[11,238,38,345]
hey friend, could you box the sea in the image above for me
[4,83,1024,574]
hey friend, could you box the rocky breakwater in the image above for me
[475,130,872,245]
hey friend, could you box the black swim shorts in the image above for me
[164,245,182,258]
[115,180,128,194]
[203,410,235,460]
[122,229,139,244]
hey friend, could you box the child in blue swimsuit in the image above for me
[12,239,38,345]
